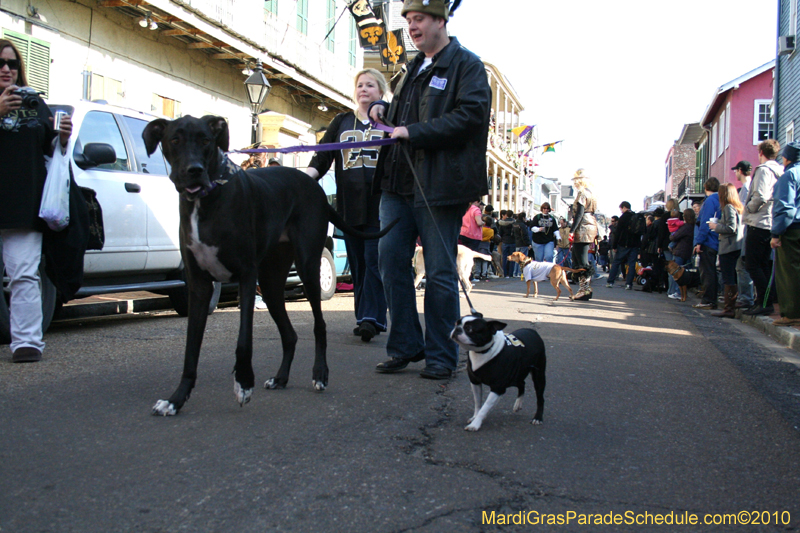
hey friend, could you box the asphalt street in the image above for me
[2,276,800,533]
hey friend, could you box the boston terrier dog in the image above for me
[451,315,546,431]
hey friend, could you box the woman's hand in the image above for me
[56,114,73,148]
[0,85,22,116]
[771,237,782,249]
[707,221,717,231]
[369,103,386,125]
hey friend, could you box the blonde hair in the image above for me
[719,183,743,214]
[353,68,388,101]
[572,168,592,191]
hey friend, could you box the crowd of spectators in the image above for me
[459,139,799,328]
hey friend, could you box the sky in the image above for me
[448,0,777,215]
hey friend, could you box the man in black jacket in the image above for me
[606,201,640,289]
[369,0,491,380]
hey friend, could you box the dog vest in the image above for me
[468,330,544,395]
[522,261,556,282]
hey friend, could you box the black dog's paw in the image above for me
[152,400,178,416]
[263,378,287,390]
[312,379,326,392]
[234,379,253,406]
[530,417,543,426]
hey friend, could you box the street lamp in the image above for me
[244,60,271,144]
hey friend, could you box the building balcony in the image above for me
[677,176,705,199]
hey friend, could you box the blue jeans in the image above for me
[588,253,598,276]
[344,226,386,331]
[378,193,463,371]
[502,243,517,277]
[556,247,571,267]
[607,247,639,286]
[668,255,686,297]
[532,241,555,263]
[736,254,753,306]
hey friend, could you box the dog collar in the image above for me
[197,153,233,198]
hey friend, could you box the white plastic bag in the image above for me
[39,147,70,231]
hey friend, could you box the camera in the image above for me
[12,87,41,110]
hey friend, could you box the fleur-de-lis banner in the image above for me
[380,29,407,66]
[349,0,387,47]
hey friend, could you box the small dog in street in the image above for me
[665,260,702,302]
[506,251,585,301]
[451,314,546,431]
[413,245,492,293]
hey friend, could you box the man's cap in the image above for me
[402,0,452,18]
[782,141,800,163]
[731,161,752,173]
[268,157,281,166]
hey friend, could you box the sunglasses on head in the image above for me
[0,58,20,70]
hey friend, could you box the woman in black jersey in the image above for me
[305,69,388,342]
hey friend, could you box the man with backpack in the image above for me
[606,201,641,290]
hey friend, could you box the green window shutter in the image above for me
[296,0,308,35]
[326,0,335,52]
[695,149,701,180]
[1,29,50,98]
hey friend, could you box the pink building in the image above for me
[700,60,775,189]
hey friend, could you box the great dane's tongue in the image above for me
[186,186,202,194]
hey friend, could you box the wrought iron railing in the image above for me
[677,176,704,198]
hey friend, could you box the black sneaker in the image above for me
[743,305,774,316]
[419,366,452,380]
[360,322,377,342]
[376,351,425,373]
[12,347,42,363]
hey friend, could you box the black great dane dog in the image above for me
[143,115,395,416]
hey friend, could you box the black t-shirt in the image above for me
[0,98,56,230]
[530,214,558,244]
[309,112,384,228]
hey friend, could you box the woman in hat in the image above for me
[305,68,389,342]
[570,169,599,300]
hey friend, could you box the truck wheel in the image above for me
[167,269,221,317]
[319,248,336,301]
[1,257,57,346]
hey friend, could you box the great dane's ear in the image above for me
[142,118,170,156]
[203,115,229,152]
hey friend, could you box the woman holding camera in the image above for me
[0,40,72,363]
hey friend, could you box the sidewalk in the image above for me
[603,272,800,354]
[735,305,800,353]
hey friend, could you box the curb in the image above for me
[57,296,172,321]
[736,310,800,353]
